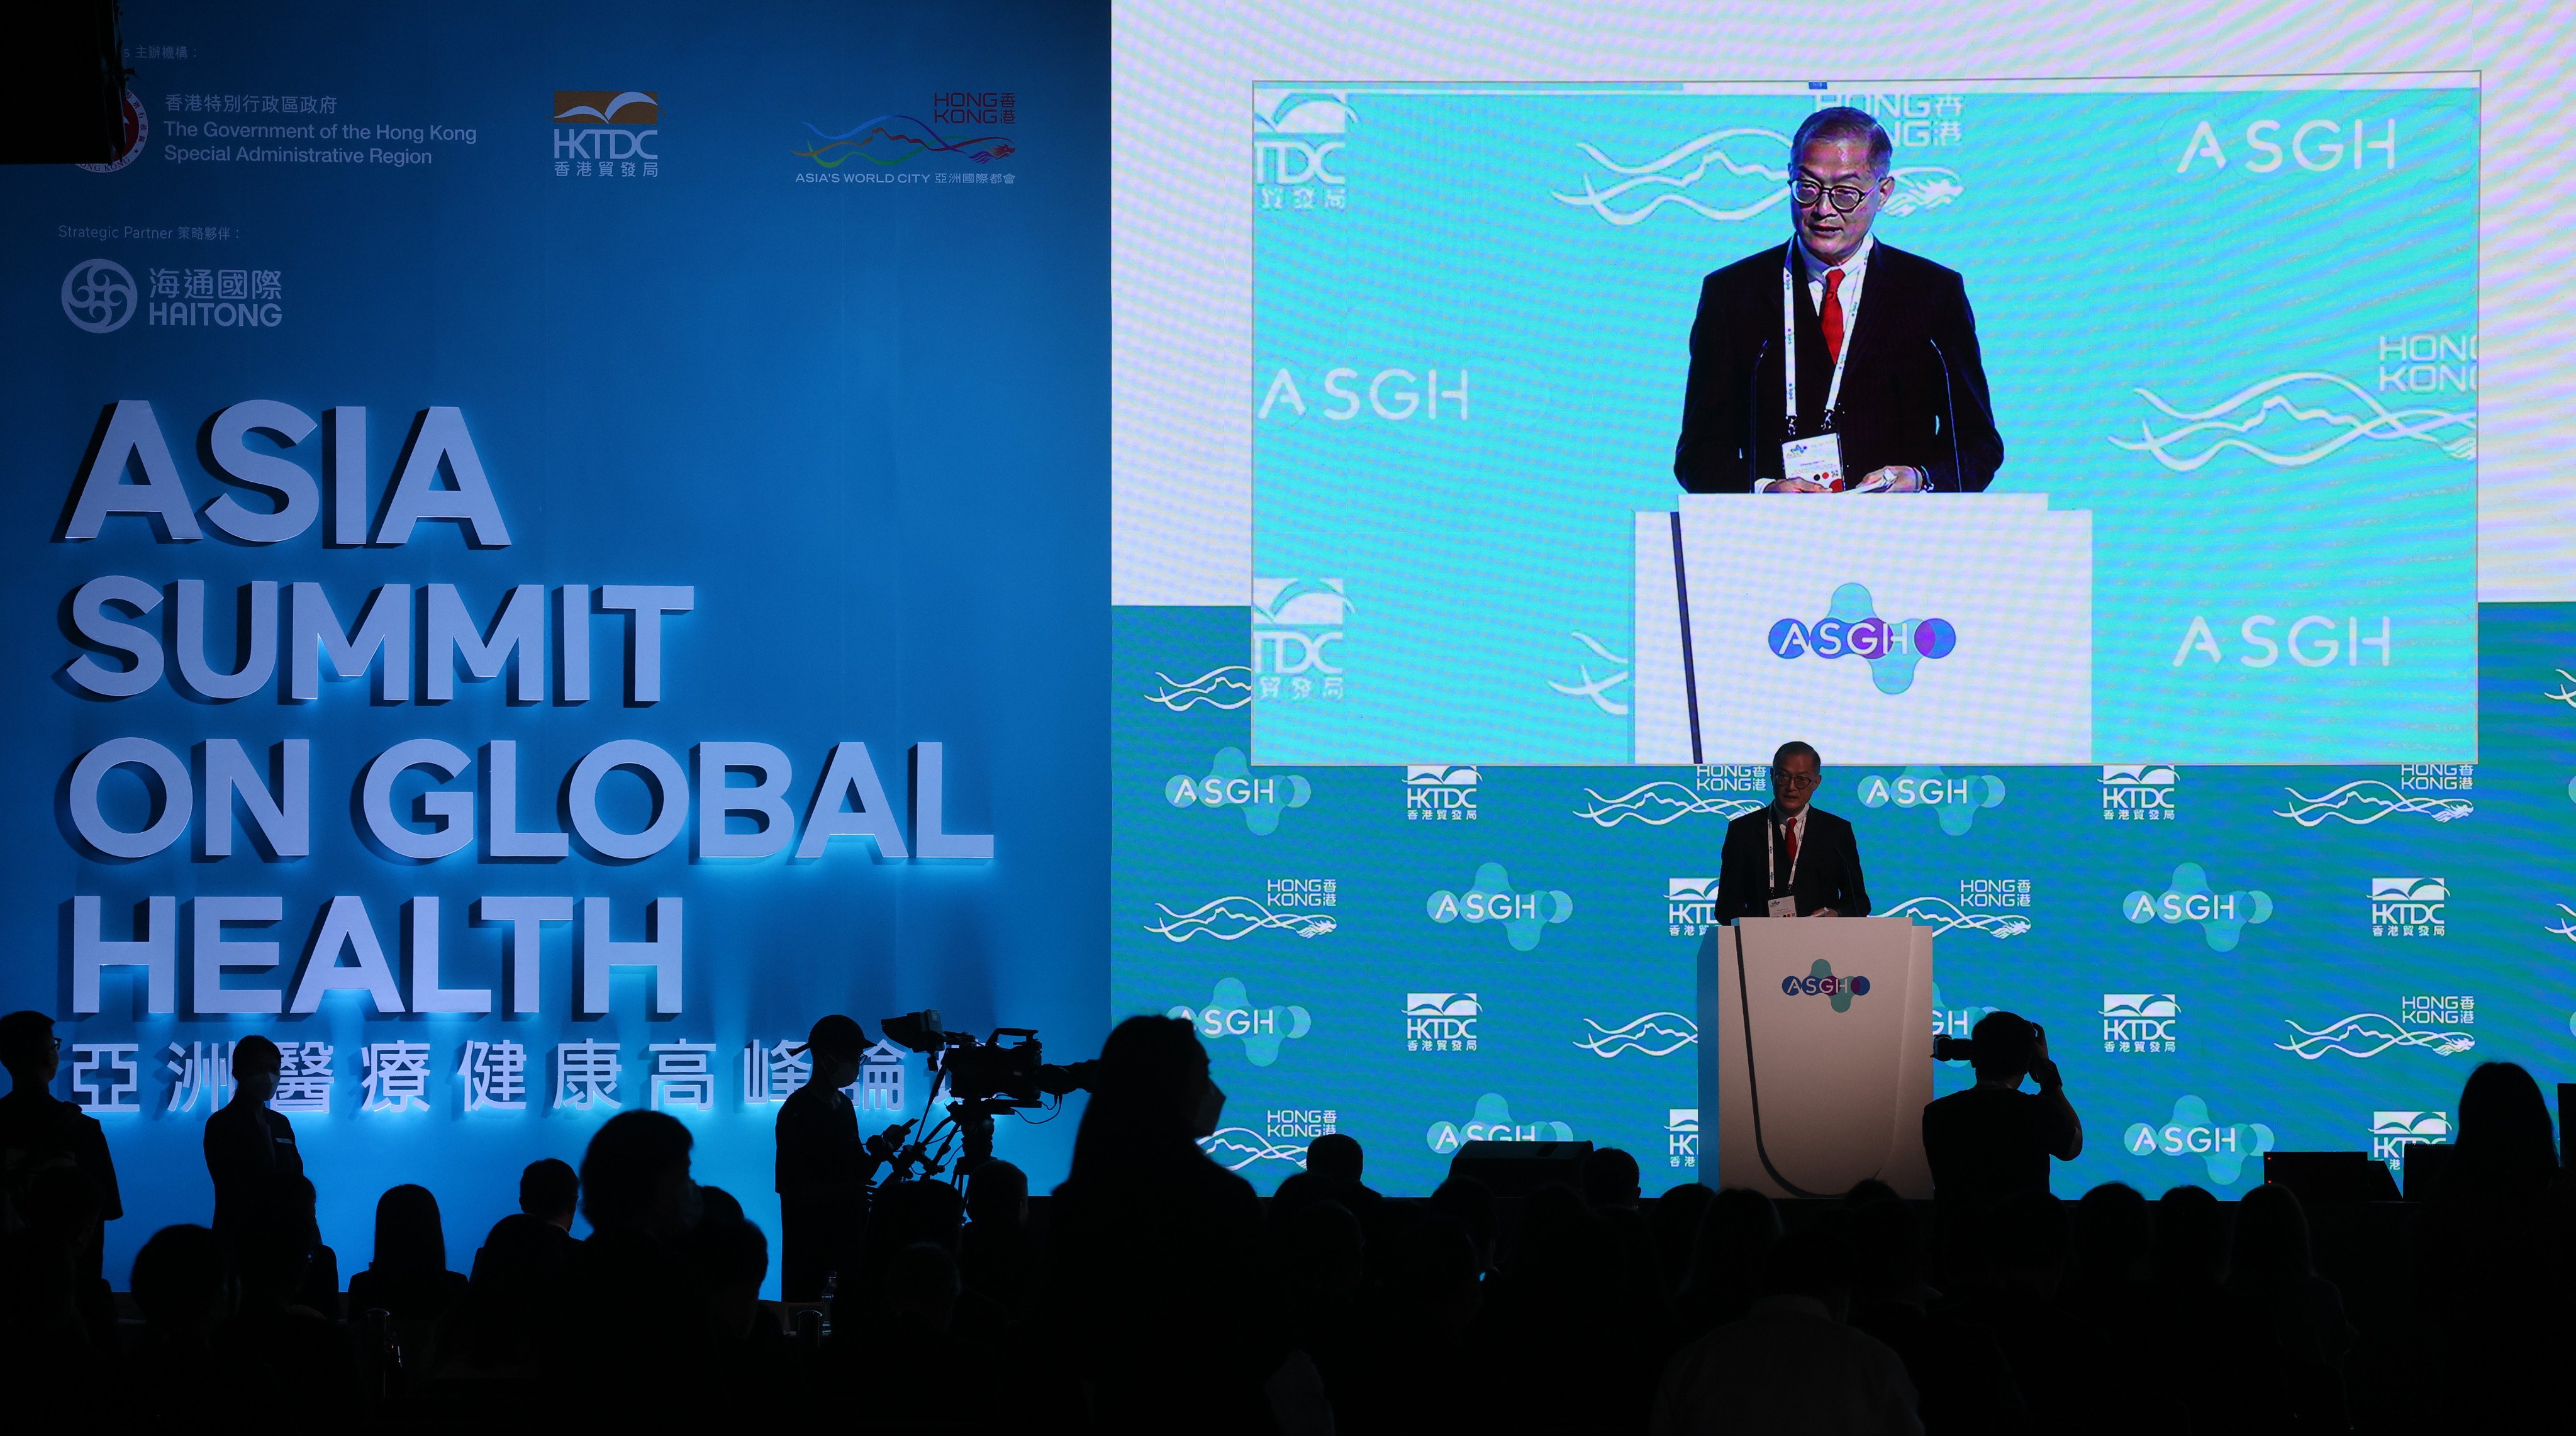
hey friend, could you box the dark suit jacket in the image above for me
[1714,806,1870,921]
[1675,239,2003,493]
[204,1099,301,1238]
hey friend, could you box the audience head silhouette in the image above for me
[520,1157,579,1227]
[2450,1060,2559,1192]
[369,1183,448,1276]
[1305,1131,1363,1183]
[1069,1015,1216,1177]
[0,1008,59,1086]
[580,1110,696,1238]
[966,1158,1028,1225]
[1582,1145,1643,1208]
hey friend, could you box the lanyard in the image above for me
[1781,246,1855,437]
[1764,807,1805,894]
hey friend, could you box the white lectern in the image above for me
[1698,917,1935,1198]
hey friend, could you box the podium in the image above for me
[1698,917,1934,1198]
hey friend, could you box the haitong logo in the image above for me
[2123,1096,2276,1185]
[2123,863,2273,952]
[1768,583,1956,694]
[1425,1093,1573,1154]
[1164,747,1312,835]
[1858,766,2005,835]
[1169,977,1312,1066]
[1426,862,1573,951]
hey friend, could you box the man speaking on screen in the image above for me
[1674,106,2004,494]
[1714,742,1870,921]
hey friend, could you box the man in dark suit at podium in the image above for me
[1674,106,2004,494]
[1715,741,1870,921]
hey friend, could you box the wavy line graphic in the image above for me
[2276,1013,2475,1060]
[2274,781,2473,827]
[2109,370,2475,471]
[1145,896,1337,943]
[2548,903,2576,943]
[1198,1127,1308,1171]
[2370,1113,2451,1138]
[1575,1013,1698,1058]
[1145,666,1253,711]
[2543,669,2576,708]
[1548,630,1633,716]
[1575,781,1763,828]
[1883,896,2032,938]
[1549,126,1966,227]
[795,115,1010,167]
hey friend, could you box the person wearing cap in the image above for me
[774,1015,895,1301]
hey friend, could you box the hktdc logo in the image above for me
[1405,765,1479,822]
[1251,577,1346,703]
[1404,993,1479,1053]
[2368,877,2447,938]
[2100,765,2180,822]
[2369,1110,2450,1171]
[1666,877,1719,937]
[2100,994,2179,1054]
[551,90,661,179]
[1767,582,1956,694]
[1666,1109,1700,1170]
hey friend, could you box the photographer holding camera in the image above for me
[1921,1011,2082,1215]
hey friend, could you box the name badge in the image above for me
[1767,896,1800,920]
[1780,432,1844,490]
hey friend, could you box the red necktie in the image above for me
[1783,818,1800,864]
[1820,268,1846,365]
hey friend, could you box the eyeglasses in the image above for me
[1790,178,1876,214]
[1773,770,1820,789]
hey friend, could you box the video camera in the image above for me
[878,1009,1098,1108]
[1931,1017,2043,1065]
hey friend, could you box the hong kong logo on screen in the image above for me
[1767,583,1954,694]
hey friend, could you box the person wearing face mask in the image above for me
[203,1034,302,1246]
[1044,1015,1273,1432]
[1675,106,2003,494]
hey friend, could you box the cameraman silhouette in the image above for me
[1922,1011,2081,1214]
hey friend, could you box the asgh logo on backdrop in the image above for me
[1164,747,1312,835]
[1768,584,1956,694]
[2122,1095,2275,1185]
[1425,1092,1573,1154]
[1170,977,1312,1067]
[2123,864,2273,952]
[1426,862,1573,950]
[1858,767,2006,835]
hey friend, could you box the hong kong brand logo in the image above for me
[2123,863,2273,952]
[2275,996,2475,1060]
[1164,747,1312,835]
[1200,1108,1332,1171]
[1576,1012,1697,1059]
[1768,583,1956,694]
[2275,777,2472,827]
[1146,893,1336,943]
[1883,895,2030,939]
[1425,1093,1573,1154]
[1171,978,1312,1066]
[1425,862,1573,950]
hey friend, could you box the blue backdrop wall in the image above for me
[4,1,1107,1294]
